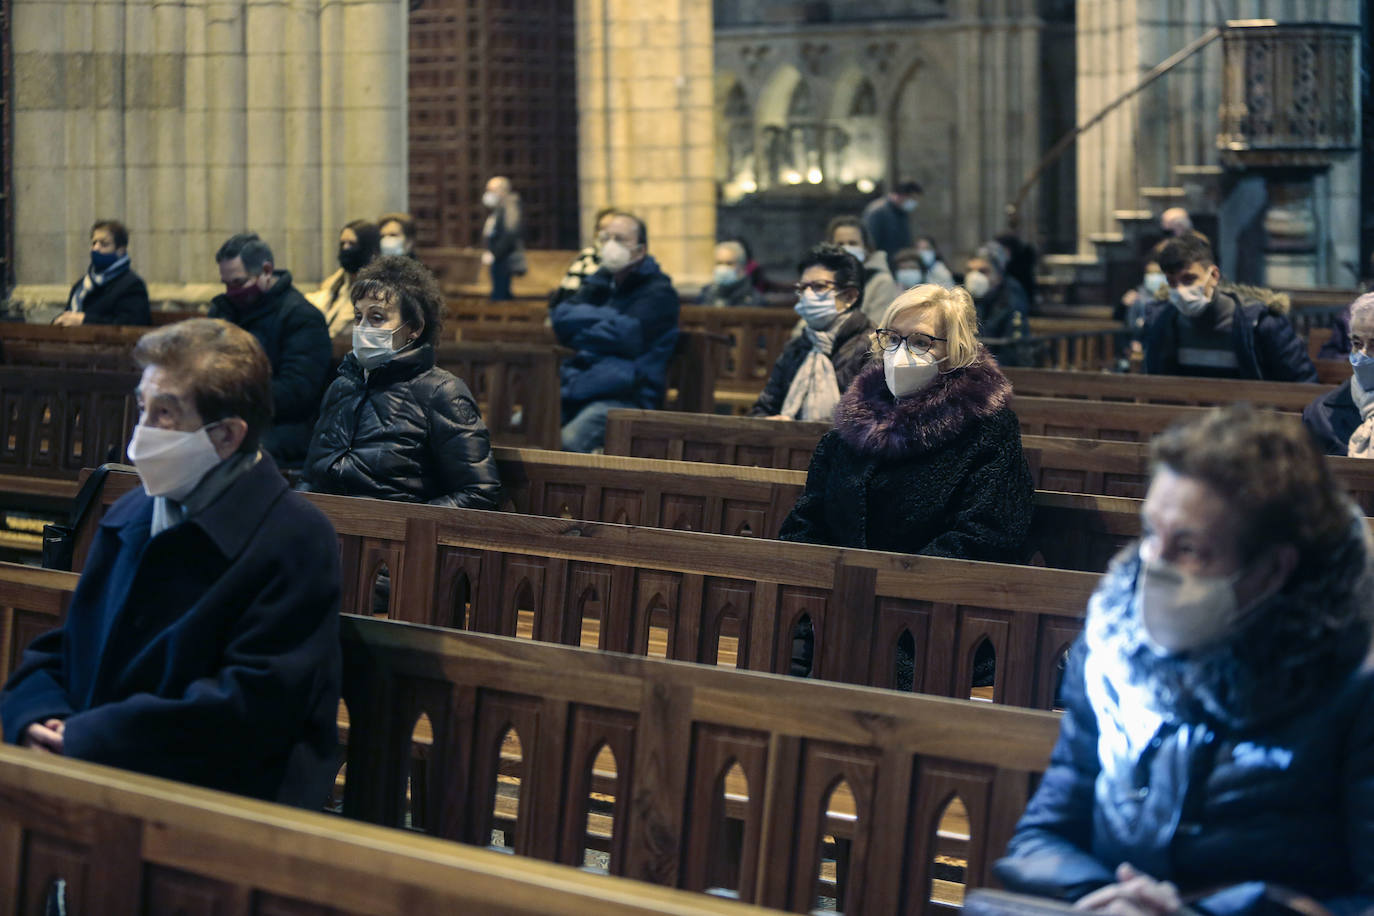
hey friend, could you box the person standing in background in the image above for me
[481,176,525,301]
[861,180,922,263]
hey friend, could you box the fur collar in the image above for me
[833,349,1012,457]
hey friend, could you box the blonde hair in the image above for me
[872,284,981,369]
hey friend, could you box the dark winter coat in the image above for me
[861,197,912,262]
[552,255,680,412]
[209,271,333,466]
[64,269,151,325]
[975,276,1031,366]
[996,526,1374,915]
[748,307,873,418]
[0,453,342,808]
[301,343,502,509]
[1142,286,1318,382]
[779,351,1033,562]
[1302,379,1360,456]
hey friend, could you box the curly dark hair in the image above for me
[350,255,444,346]
[798,243,864,298]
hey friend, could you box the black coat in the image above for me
[0,454,341,807]
[301,344,502,509]
[779,355,1033,562]
[1142,287,1318,382]
[64,269,151,325]
[996,542,1374,914]
[1302,379,1360,456]
[748,307,873,418]
[209,271,333,466]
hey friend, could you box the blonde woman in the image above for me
[779,283,1033,561]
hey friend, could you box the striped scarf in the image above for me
[69,254,131,313]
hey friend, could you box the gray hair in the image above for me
[715,240,746,266]
[1349,292,1374,328]
[215,232,274,274]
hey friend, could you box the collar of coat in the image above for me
[101,451,288,560]
[340,342,436,385]
[832,348,1011,458]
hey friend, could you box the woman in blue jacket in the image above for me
[996,406,1374,916]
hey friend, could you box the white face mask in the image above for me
[901,198,919,213]
[883,344,941,398]
[1136,556,1245,655]
[841,244,867,264]
[353,324,410,371]
[379,236,407,257]
[127,423,225,503]
[964,270,991,299]
[482,190,500,208]
[794,290,839,330]
[600,239,635,273]
[895,268,923,289]
[1142,271,1166,296]
[713,265,742,287]
[918,249,936,268]
[1169,282,1211,317]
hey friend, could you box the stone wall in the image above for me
[11,0,408,290]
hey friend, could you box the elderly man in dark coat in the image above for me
[0,319,342,808]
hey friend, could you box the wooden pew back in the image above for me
[1003,367,1327,413]
[0,740,774,916]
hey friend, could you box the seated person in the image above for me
[1118,244,1169,354]
[964,241,1031,365]
[699,240,762,307]
[377,211,419,259]
[301,256,502,508]
[1143,234,1316,381]
[893,236,955,290]
[552,212,679,453]
[996,406,1374,915]
[0,319,341,807]
[780,282,1033,560]
[1304,292,1374,457]
[308,219,381,337]
[209,233,333,467]
[57,219,151,326]
[748,244,873,422]
[828,215,900,324]
[550,207,618,309]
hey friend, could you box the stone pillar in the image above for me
[576,0,714,288]
[9,0,408,299]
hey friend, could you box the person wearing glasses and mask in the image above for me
[997,406,1374,916]
[299,256,501,508]
[1304,292,1374,457]
[748,244,873,421]
[1142,235,1315,382]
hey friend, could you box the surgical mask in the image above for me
[1350,351,1374,390]
[713,265,742,287]
[896,268,923,289]
[90,250,120,273]
[918,249,936,268]
[482,190,500,208]
[600,239,635,273]
[127,423,224,503]
[964,270,990,299]
[901,198,919,213]
[794,290,838,330]
[353,324,410,371]
[1136,556,1244,655]
[1169,283,1211,317]
[379,236,408,257]
[1143,271,1167,296]
[841,244,867,264]
[338,245,370,273]
[883,344,940,398]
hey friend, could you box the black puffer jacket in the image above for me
[996,523,1374,915]
[300,343,502,509]
[209,270,332,466]
[748,307,873,418]
[779,351,1032,561]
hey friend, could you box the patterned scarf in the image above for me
[779,324,842,421]
[1346,372,1374,458]
[68,254,130,313]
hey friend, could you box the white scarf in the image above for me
[1347,372,1374,458]
[69,254,130,312]
[779,326,842,421]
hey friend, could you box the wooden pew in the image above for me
[1003,367,1328,413]
[0,741,776,916]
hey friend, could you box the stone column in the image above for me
[576,0,714,288]
[9,0,408,302]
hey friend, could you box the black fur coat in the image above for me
[778,350,1033,561]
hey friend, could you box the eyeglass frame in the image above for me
[793,280,859,296]
[874,327,947,355]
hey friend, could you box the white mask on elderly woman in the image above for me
[1135,555,1249,655]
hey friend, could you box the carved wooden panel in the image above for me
[407,0,579,264]
[145,867,247,916]
[682,725,770,900]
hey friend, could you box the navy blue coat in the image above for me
[0,454,342,808]
[64,268,151,325]
[1302,379,1360,456]
[551,255,680,412]
[1142,288,1318,382]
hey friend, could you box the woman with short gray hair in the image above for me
[1303,292,1374,456]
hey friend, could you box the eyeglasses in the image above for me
[874,328,946,354]
[794,281,840,295]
